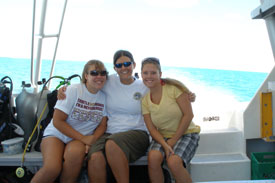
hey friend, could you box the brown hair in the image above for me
[162,78,189,93]
[81,59,108,83]
[141,57,189,93]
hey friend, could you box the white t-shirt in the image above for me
[44,83,107,143]
[102,74,149,134]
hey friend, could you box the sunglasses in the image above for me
[114,61,133,68]
[142,57,160,65]
[89,70,108,76]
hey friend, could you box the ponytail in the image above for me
[162,78,189,93]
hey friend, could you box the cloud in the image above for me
[143,0,200,8]
[68,0,104,8]
[223,13,245,21]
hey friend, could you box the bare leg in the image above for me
[88,151,106,183]
[60,140,86,183]
[167,155,192,183]
[148,150,164,183]
[31,137,65,183]
[105,140,129,183]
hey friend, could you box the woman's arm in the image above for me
[53,109,87,143]
[83,116,107,146]
[143,114,174,158]
[92,116,107,141]
[167,92,194,147]
[143,114,165,146]
[82,116,107,153]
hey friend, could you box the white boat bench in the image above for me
[0,151,148,167]
[0,151,174,183]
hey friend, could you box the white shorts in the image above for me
[43,122,72,144]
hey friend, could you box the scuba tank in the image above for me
[15,80,50,151]
[15,74,81,179]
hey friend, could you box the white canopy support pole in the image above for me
[30,0,68,93]
[33,0,48,93]
[30,0,36,87]
[48,0,68,89]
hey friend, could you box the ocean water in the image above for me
[0,57,268,104]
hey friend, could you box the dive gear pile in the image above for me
[15,74,81,178]
[0,76,23,152]
[0,74,82,180]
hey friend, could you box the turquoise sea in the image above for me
[0,57,268,103]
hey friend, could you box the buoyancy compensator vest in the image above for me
[0,76,24,152]
[15,81,51,151]
[34,89,57,152]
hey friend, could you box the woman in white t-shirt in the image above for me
[31,60,108,183]
[94,50,150,183]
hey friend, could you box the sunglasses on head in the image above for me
[114,61,133,68]
[89,70,108,76]
[142,57,160,65]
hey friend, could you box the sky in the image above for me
[0,0,274,72]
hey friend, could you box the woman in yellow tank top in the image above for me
[141,57,200,183]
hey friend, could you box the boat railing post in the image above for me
[30,0,68,93]
[32,0,48,93]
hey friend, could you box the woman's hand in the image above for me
[85,145,90,154]
[188,92,196,102]
[83,135,96,154]
[163,142,174,160]
[166,138,177,148]
[57,86,67,100]
[80,135,95,146]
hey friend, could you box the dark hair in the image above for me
[113,50,135,65]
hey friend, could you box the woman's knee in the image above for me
[105,139,119,153]
[89,151,106,166]
[167,155,183,171]
[64,140,86,159]
[105,139,115,148]
[148,150,163,167]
